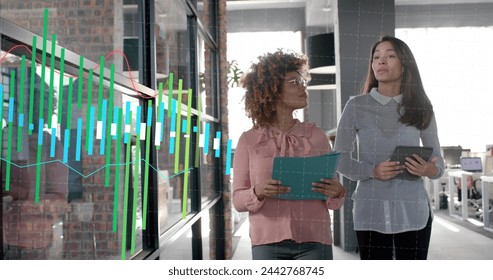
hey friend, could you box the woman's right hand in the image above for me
[254,179,291,201]
[373,160,405,180]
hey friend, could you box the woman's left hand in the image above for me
[405,154,439,178]
[312,178,345,198]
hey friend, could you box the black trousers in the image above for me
[355,214,432,260]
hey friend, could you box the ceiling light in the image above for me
[307,73,336,90]
[306,33,335,74]
[306,33,336,89]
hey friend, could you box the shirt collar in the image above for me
[369,87,403,105]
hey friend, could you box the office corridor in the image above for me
[231,210,493,260]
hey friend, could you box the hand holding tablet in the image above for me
[389,146,433,180]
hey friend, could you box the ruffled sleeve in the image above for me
[232,132,266,212]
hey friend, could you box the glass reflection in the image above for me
[154,0,192,234]
[1,33,144,260]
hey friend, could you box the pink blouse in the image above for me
[232,120,345,246]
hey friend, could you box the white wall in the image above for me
[396,27,493,152]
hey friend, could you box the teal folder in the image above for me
[272,152,340,200]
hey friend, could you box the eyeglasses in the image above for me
[285,78,308,88]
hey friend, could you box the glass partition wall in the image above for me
[0,0,224,260]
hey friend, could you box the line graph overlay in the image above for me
[0,8,231,260]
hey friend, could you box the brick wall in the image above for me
[1,0,230,260]
[1,0,124,259]
[200,0,233,259]
[219,0,233,260]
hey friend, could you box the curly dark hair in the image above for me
[240,49,309,128]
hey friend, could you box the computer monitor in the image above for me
[442,146,462,168]
[460,157,483,173]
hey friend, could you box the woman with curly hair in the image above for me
[232,50,345,260]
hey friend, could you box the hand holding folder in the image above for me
[271,152,340,200]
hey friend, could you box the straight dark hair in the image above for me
[362,36,434,130]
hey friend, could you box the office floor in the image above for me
[231,210,493,260]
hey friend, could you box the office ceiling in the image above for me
[226,0,493,9]
[227,0,493,27]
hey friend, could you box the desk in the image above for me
[426,169,463,211]
[480,176,493,232]
[426,176,452,210]
[448,170,473,220]
[425,177,440,210]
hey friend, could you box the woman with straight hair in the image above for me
[335,36,444,260]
